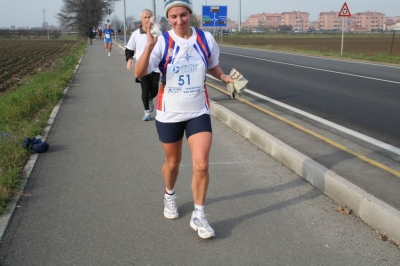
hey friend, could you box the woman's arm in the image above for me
[208,65,234,84]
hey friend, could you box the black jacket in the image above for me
[87,27,94,38]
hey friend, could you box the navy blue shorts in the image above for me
[155,114,212,143]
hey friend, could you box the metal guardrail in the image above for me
[113,36,125,46]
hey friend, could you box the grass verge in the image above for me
[0,40,86,214]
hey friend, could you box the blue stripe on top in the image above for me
[194,28,211,65]
[159,32,175,84]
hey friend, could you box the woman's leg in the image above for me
[161,140,183,191]
[187,132,212,206]
[187,131,215,238]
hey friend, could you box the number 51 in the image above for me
[178,74,191,86]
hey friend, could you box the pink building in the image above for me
[318,11,385,32]
[246,13,281,30]
[243,12,310,31]
[353,12,385,32]
[281,11,310,31]
[318,11,350,31]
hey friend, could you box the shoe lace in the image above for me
[165,195,177,209]
[198,214,211,228]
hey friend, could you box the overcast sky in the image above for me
[1,0,399,28]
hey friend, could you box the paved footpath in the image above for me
[0,40,399,265]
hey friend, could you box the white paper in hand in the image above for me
[227,68,248,99]
[150,17,161,37]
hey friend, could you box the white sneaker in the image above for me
[142,110,151,121]
[164,193,179,219]
[190,211,215,239]
[108,52,110,57]
[149,99,154,112]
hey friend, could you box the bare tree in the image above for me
[190,13,201,28]
[57,0,107,36]
[125,15,136,32]
[110,16,122,32]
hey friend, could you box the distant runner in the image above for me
[103,24,114,57]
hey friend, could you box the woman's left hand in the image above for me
[222,75,234,84]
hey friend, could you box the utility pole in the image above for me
[152,0,156,19]
[113,0,116,39]
[238,0,241,32]
[124,0,127,45]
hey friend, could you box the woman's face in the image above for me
[167,6,191,35]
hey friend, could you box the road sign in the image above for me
[339,2,351,17]
[202,6,228,27]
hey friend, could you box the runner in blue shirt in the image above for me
[103,24,114,56]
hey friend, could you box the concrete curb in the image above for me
[210,99,400,244]
[0,48,87,242]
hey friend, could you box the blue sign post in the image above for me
[202,6,228,28]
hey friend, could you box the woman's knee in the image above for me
[193,159,209,173]
[165,159,180,172]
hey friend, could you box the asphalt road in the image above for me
[218,46,400,146]
[0,40,399,265]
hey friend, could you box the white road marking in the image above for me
[206,68,400,155]
[180,162,250,167]
[244,89,400,156]
[221,47,400,69]
[221,52,400,85]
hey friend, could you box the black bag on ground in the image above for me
[23,137,49,153]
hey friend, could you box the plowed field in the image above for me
[222,35,400,56]
[0,40,79,93]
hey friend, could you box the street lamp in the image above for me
[103,1,111,23]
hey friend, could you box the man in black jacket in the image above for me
[86,26,94,45]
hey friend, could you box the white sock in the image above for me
[194,204,204,217]
[166,188,175,195]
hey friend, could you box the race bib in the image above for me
[105,33,110,39]
[164,60,206,112]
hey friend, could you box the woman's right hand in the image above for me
[145,20,158,49]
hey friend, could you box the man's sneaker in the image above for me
[149,99,154,112]
[108,52,111,57]
[142,110,151,121]
[164,193,179,219]
[190,211,215,239]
